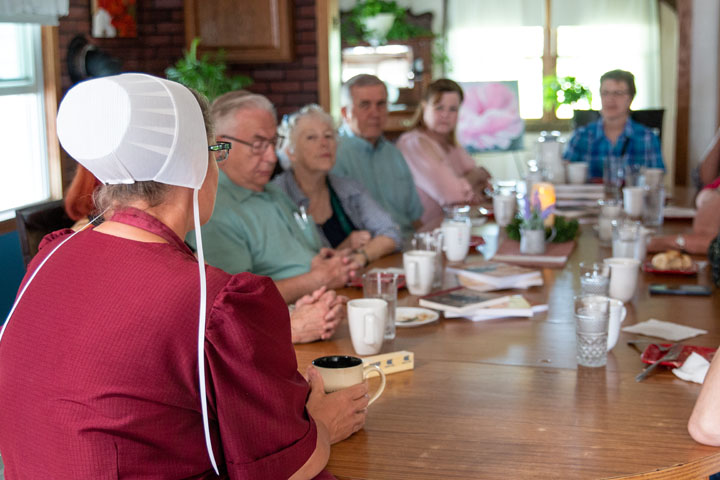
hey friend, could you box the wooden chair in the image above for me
[15,199,73,268]
[572,109,665,141]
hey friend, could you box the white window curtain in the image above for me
[446,0,661,118]
[446,0,545,118]
[0,0,69,25]
[552,0,661,112]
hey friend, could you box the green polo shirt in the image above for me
[332,125,423,238]
[189,170,321,279]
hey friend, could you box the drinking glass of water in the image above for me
[579,262,610,296]
[362,272,398,340]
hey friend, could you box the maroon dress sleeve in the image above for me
[204,273,331,479]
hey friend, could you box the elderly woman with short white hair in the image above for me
[273,104,400,267]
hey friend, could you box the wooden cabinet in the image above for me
[184,0,293,62]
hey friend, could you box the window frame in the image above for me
[0,25,62,235]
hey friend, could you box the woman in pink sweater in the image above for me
[397,79,492,231]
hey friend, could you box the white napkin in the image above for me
[672,352,710,384]
[622,319,708,341]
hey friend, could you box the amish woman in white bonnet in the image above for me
[0,74,368,478]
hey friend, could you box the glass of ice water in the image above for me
[578,262,610,296]
[574,295,610,368]
[362,272,398,340]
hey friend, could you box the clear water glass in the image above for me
[574,295,610,368]
[642,185,665,227]
[363,272,398,340]
[612,220,641,259]
[579,262,609,296]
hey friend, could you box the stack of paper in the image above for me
[554,184,604,208]
[443,295,548,321]
[447,260,543,292]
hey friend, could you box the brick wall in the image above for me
[57,0,319,183]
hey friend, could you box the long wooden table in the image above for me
[294,217,720,479]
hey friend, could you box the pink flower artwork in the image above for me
[457,82,524,152]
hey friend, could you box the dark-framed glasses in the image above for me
[220,134,285,155]
[209,141,231,162]
[600,90,630,98]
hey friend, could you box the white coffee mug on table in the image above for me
[603,257,640,303]
[606,298,627,351]
[403,250,436,296]
[347,298,387,356]
[623,186,645,218]
[566,162,589,184]
[441,220,471,262]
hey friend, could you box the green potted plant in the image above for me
[165,38,252,103]
[342,0,432,46]
[543,75,592,114]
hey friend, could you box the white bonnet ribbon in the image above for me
[192,188,218,474]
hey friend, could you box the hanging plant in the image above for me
[165,38,252,103]
[342,0,432,46]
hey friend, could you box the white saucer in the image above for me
[396,307,440,328]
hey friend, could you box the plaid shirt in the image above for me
[563,118,664,179]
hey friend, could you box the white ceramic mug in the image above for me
[442,220,471,262]
[606,298,627,351]
[493,194,516,227]
[623,186,645,218]
[347,298,387,356]
[312,355,386,405]
[566,162,589,184]
[603,257,641,303]
[403,250,436,295]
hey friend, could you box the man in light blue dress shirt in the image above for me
[332,74,423,238]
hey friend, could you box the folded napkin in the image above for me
[622,319,708,341]
[672,352,710,384]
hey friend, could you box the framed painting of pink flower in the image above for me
[457,81,524,153]
[91,0,137,38]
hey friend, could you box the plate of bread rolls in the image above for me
[643,250,698,275]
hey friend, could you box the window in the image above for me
[0,23,49,220]
[446,0,661,121]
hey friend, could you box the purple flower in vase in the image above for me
[521,191,554,230]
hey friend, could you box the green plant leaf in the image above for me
[165,37,253,102]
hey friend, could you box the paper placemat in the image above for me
[622,319,708,341]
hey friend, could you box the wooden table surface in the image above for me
[294,216,720,480]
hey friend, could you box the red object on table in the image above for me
[642,260,698,276]
[641,343,716,368]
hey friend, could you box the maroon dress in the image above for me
[0,208,332,479]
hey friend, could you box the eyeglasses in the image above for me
[600,90,630,98]
[220,134,284,155]
[208,141,232,162]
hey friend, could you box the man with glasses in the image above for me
[332,74,423,238]
[190,91,359,343]
[563,69,664,180]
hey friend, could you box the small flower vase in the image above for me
[520,228,546,255]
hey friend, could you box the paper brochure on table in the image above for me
[443,295,548,321]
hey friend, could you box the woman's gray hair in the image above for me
[278,104,336,156]
[93,88,213,212]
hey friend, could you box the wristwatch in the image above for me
[675,234,686,251]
